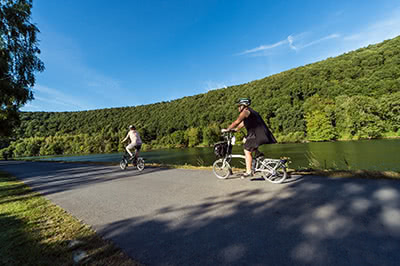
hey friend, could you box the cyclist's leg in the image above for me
[244,149,252,174]
[243,138,257,175]
[134,144,142,160]
[126,143,135,158]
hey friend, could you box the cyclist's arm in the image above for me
[235,121,245,131]
[121,132,129,143]
[227,110,249,130]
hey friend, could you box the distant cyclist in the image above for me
[222,98,276,177]
[121,125,142,160]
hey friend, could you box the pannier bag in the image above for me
[214,141,231,158]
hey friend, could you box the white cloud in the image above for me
[204,81,228,92]
[29,84,94,111]
[238,39,288,55]
[238,32,338,56]
[343,8,400,47]
[27,24,133,111]
[288,35,297,51]
[301,34,340,49]
[21,102,41,112]
[239,6,400,58]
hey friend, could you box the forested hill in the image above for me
[3,35,400,157]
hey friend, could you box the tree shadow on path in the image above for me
[98,176,400,265]
[0,161,170,197]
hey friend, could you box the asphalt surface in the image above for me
[1,160,400,266]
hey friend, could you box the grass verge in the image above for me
[72,161,400,181]
[10,157,400,180]
[292,169,400,180]
[0,170,140,266]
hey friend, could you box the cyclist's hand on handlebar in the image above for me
[222,128,235,133]
[221,128,237,133]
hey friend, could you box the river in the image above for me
[36,139,400,171]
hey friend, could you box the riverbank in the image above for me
[0,170,140,265]
[3,138,400,172]
[2,135,400,160]
[11,158,400,181]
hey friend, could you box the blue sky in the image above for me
[22,0,400,112]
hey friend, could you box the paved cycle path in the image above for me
[1,160,400,265]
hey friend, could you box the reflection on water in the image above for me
[37,139,400,171]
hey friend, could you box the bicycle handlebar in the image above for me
[221,129,236,134]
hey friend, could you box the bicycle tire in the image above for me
[120,158,128,170]
[213,159,231,179]
[260,160,287,184]
[136,158,145,171]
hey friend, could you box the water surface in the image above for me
[37,139,400,171]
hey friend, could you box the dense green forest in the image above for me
[2,35,400,158]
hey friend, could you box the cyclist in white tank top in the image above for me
[121,125,142,159]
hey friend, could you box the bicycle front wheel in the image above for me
[136,158,145,171]
[120,158,128,170]
[260,160,287,184]
[213,159,231,179]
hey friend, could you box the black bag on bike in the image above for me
[214,141,230,158]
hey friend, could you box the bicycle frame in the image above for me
[120,150,145,171]
[219,131,259,171]
[221,153,282,175]
[214,131,287,183]
[123,151,138,164]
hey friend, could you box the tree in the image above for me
[303,95,336,141]
[305,110,335,141]
[202,124,220,146]
[0,0,44,137]
[379,92,400,133]
[335,95,384,139]
[186,127,201,147]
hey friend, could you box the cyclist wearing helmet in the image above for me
[121,125,143,160]
[222,98,276,177]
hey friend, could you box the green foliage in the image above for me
[201,123,220,146]
[0,0,44,137]
[187,127,201,147]
[304,95,336,141]
[335,95,385,139]
[0,147,10,159]
[378,92,400,132]
[3,35,400,156]
[276,131,305,143]
[305,111,336,141]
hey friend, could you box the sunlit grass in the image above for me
[0,171,140,266]
[292,169,400,180]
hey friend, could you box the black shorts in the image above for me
[244,138,258,152]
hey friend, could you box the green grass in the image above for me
[16,158,400,181]
[0,171,140,266]
[291,169,400,180]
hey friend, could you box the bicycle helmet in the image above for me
[129,125,135,130]
[237,98,251,106]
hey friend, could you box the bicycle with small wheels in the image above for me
[212,130,288,184]
[120,151,145,171]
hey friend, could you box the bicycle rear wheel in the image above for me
[136,158,145,171]
[260,160,287,184]
[213,159,231,179]
[120,158,128,170]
